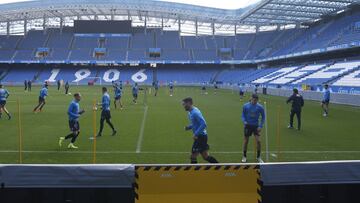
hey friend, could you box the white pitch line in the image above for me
[0,150,360,154]
[136,105,148,153]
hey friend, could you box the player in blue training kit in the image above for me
[239,84,245,100]
[201,82,207,95]
[241,94,266,163]
[113,83,123,109]
[59,93,85,149]
[183,97,219,164]
[169,81,174,96]
[132,83,139,104]
[33,83,48,112]
[97,87,117,137]
[0,84,11,120]
[322,84,331,117]
[154,80,159,96]
[213,82,218,94]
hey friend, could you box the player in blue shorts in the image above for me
[33,83,48,113]
[132,83,139,104]
[113,83,123,109]
[0,84,11,120]
[58,93,85,149]
[241,94,266,163]
[183,97,219,164]
[321,84,331,117]
[97,87,117,137]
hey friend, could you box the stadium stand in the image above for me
[331,69,360,87]
[293,61,360,85]
[270,64,327,85]
[252,66,300,84]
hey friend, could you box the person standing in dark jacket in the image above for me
[286,88,304,130]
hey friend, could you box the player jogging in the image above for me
[97,87,117,137]
[33,83,48,112]
[183,97,219,164]
[113,83,123,109]
[169,81,174,96]
[287,88,304,130]
[58,93,85,149]
[322,84,330,117]
[154,80,159,96]
[0,84,11,120]
[241,94,265,163]
[132,83,139,104]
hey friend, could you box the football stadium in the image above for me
[0,0,360,202]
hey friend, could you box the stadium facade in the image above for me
[0,0,360,94]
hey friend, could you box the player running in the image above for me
[322,84,331,117]
[183,97,219,164]
[241,94,265,163]
[169,81,174,96]
[154,80,159,96]
[58,93,85,149]
[33,83,48,113]
[0,84,11,120]
[132,83,139,104]
[113,83,123,109]
[286,88,304,130]
[97,87,117,137]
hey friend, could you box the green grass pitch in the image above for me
[0,85,359,164]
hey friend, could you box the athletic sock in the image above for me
[190,158,197,164]
[205,156,218,163]
[65,133,74,140]
[107,121,115,131]
[71,132,79,143]
[243,151,247,157]
[257,150,261,159]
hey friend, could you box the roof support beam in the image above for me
[259,7,325,14]
[268,1,345,9]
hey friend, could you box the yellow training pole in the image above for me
[17,98,22,164]
[276,105,281,161]
[92,99,97,164]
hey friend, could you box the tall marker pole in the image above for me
[92,99,97,164]
[264,101,269,162]
[276,105,281,161]
[17,98,23,164]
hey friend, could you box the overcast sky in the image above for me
[0,0,260,9]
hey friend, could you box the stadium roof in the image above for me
[0,0,359,35]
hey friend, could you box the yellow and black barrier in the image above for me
[135,164,262,203]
